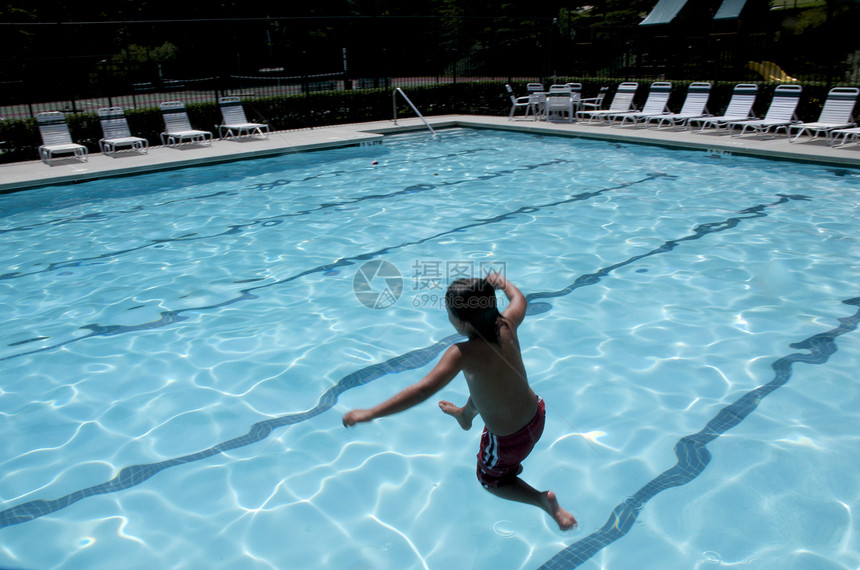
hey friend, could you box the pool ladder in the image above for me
[392,88,437,137]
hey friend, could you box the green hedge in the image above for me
[0,80,844,164]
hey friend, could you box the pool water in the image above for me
[1,128,859,569]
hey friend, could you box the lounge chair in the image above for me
[159,101,213,147]
[644,82,712,128]
[97,107,149,157]
[726,84,802,137]
[688,84,758,131]
[545,84,575,123]
[787,87,858,143]
[217,97,270,140]
[526,83,544,93]
[36,111,87,164]
[506,85,531,120]
[576,82,639,124]
[606,81,673,126]
[828,126,860,147]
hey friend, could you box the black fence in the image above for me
[0,73,554,120]
[1,73,376,119]
[1,7,859,119]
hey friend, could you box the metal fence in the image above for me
[1,73,355,120]
[0,74,537,120]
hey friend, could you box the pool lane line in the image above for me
[0,192,806,529]
[0,153,567,283]
[244,143,498,193]
[0,142,494,237]
[537,296,860,570]
[1,171,661,361]
[525,193,808,305]
[0,334,460,530]
[0,189,235,236]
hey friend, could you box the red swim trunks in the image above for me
[476,397,545,488]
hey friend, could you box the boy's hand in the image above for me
[343,409,374,427]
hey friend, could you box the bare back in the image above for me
[457,318,538,436]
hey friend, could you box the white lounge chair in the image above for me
[727,84,802,137]
[606,81,672,126]
[545,84,575,123]
[787,87,858,143]
[159,101,213,147]
[506,85,531,120]
[644,82,712,128]
[576,82,639,124]
[828,126,860,147]
[526,83,544,93]
[36,111,87,164]
[688,84,758,131]
[217,97,270,140]
[97,107,149,157]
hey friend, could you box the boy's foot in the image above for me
[438,400,473,430]
[543,491,577,531]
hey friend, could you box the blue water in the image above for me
[1,128,859,569]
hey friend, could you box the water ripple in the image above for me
[0,152,558,283]
[537,297,860,570]
[0,192,810,530]
[0,172,665,362]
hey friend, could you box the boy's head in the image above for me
[445,278,501,343]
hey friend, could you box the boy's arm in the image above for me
[486,272,526,327]
[343,344,463,427]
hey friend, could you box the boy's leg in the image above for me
[438,396,478,430]
[485,479,577,531]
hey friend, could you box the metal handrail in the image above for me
[392,88,436,136]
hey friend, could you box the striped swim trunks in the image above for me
[476,397,545,488]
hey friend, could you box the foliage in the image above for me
[846,51,860,84]
[780,6,827,35]
[110,42,178,69]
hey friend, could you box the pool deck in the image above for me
[2,114,859,192]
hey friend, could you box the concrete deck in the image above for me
[2,114,859,193]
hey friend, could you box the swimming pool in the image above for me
[1,128,859,569]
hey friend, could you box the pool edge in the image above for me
[2,114,859,193]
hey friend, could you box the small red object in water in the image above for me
[371,160,379,165]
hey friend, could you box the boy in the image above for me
[343,272,576,531]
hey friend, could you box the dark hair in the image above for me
[445,278,502,344]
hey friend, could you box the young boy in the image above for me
[342,272,576,531]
